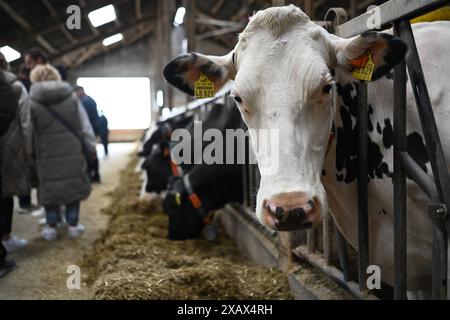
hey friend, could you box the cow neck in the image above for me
[182,173,213,225]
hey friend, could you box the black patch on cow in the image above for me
[335,83,393,183]
[376,122,382,135]
[382,119,393,149]
[368,105,374,133]
[407,132,430,173]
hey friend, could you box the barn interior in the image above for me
[1,0,388,141]
[1,0,449,302]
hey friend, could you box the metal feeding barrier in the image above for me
[163,0,450,300]
[240,0,450,300]
[335,0,450,300]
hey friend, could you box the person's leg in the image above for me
[0,198,13,240]
[66,202,84,238]
[41,205,60,241]
[44,205,60,228]
[101,135,108,156]
[91,157,100,182]
[0,197,27,253]
[0,214,7,263]
[0,213,15,277]
[17,194,42,214]
[18,195,31,209]
[65,202,80,227]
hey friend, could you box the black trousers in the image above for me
[100,134,109,156]
[0,154,7,262]
[90,158,100,180]
[0,216,6,262]
[18,195,31,208]
[0,198,13,235]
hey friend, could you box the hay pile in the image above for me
[82,157,292,300]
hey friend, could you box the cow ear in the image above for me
[335,31,407,81]
[163,52,236,96]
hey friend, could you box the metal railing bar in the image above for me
[335,222,352,282]
[393,25,408,299]
[430,214,448,299]
[335,0,450,38]
[400,152,439,202]
[357,81,369,291]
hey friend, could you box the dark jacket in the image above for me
[0,71,31,198]
[0,72,17,136]
[27,81,96,206]
[80,95,100,135]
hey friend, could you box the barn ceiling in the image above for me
[0,0,385,71]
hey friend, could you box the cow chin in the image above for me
[256,187,328,231]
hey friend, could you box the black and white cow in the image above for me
[163,5,450,290]
[163,103,246,240]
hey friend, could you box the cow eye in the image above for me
[234,96,242,104]
[323,84,332,94]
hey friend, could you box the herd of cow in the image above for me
[139,99,247,241]
[139,5,450,295]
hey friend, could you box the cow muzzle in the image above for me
[261,192,320,231]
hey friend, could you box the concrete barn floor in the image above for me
[0,143,136,300]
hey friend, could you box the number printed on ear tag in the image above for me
[195,73,215,99]
[352,51,375,81]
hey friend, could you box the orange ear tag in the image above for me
[352,51,375,81]
[195,73,215,99]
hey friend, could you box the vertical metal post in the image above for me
[357,81,369,291]
[393,22,408,300]
[323,211,335,265]
[335,223,351,282]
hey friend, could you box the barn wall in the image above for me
[69,37,153,82]
[68,34,231,114]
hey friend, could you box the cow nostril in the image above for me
[275,207,284,219]
[290,208,306,221]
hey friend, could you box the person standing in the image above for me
[75,86,101,182]
[28,64,96,241]
[0,54,31,254]
[0,70,19,277]
[24,47,48,71]
[98,110,109,157]
[17,48,49,214]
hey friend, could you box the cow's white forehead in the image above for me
[240,5,310,41]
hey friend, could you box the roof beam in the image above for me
[196,15,246,28]
[135,0,142,19]
[196,25,243,41]
[51,16,154,60]
[79,0,100,36]
[41,0,59,20]
[41,0,78,45]
[211,0,225,14]
[0,0,57,54]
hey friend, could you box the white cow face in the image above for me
[164,6,406,231]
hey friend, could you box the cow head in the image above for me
[164,5,407,231]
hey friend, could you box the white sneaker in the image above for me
[2,236,28,252]
[41,227,58,241]
[68,224,85,239]
[31,207,45,218]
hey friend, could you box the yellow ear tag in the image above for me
[352,51,375,81]
[175,193,181,206]
[195,73,215,99]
